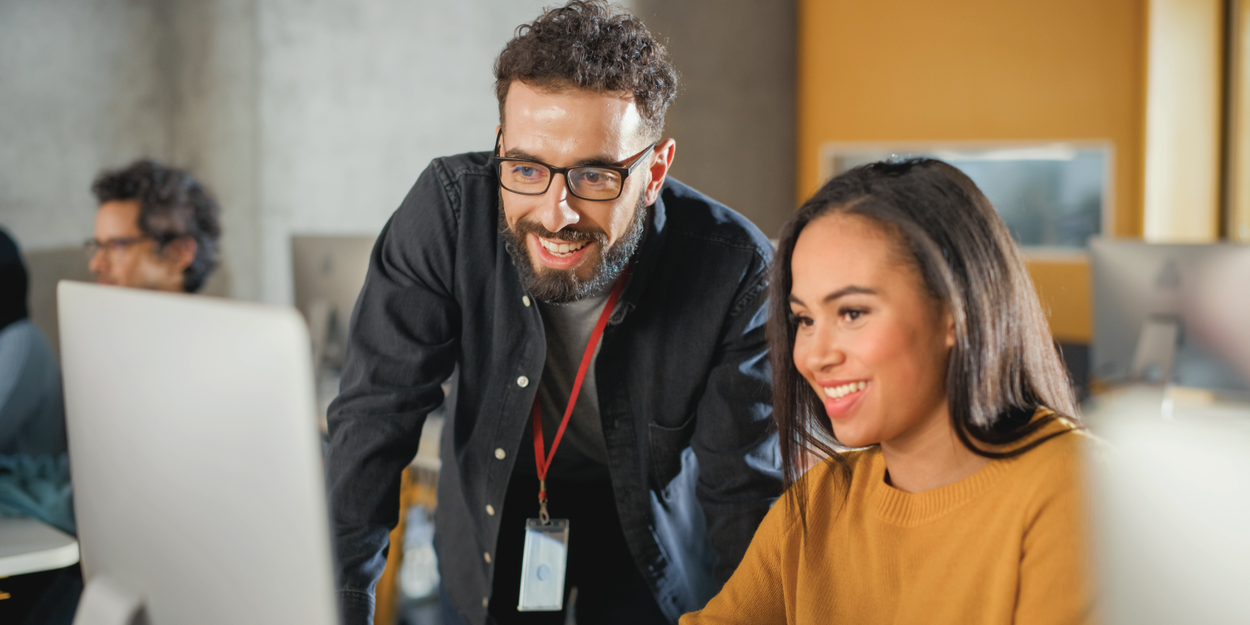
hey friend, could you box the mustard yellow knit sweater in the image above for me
[683,416,1093,625]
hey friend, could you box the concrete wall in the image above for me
[1,0,797,307]
[254,0,551,304]
[1,0,552,305]
[0,0,173,250]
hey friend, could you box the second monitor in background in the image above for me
[291,235,377,415]
[1090,238,1250,396]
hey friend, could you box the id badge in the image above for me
[517,518,569,611]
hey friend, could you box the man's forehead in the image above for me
[96,200,144,235]
[502,81,647,157]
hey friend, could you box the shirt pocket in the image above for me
[648,413,697,487]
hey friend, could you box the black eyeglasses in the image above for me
[491,130,658,201]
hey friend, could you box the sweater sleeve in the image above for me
[1016,437,1095,625]
[680,493,796,625]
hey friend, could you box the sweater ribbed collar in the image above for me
[868,409,1072,526]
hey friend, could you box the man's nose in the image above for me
[535,173,580,234]
[88,248,107,275]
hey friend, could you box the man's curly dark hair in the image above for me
[494,0,679,141]
[91,159,222,293]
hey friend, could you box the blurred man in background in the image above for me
[86,159,222,294]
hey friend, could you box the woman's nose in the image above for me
[805,322,845,373]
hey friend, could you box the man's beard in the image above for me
[500,190,648,304]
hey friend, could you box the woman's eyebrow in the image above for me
[788,285,876,307]
[822,285,875,304]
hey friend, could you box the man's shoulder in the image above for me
[394,151,495,222]
[425,150,495,188]
[659,179,773,262]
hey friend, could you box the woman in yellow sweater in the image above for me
[683,159,1093,624]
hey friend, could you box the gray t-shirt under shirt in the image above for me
[513,291,612,482]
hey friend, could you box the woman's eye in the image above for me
[840,308,866,322]
[789,312,814,327]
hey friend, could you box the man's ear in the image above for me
[644,138,676,206]
[164,237,198,273]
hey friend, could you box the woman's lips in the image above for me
[820,380,870,420]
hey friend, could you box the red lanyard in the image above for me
[530,269,629,514]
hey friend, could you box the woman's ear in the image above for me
[944,308,956,349]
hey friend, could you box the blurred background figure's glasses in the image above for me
[492,131,657,202]
[83,236,152,258]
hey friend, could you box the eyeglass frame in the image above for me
[491,130,658,202]
[83,234,180,258]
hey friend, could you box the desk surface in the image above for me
[0,516,79,577]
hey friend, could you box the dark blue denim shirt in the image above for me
[326,151,781,625]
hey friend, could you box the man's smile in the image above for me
[530,232,595,270]
[537,236,590,257]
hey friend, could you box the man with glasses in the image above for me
[326,3,780,624]
[87,159,222,294]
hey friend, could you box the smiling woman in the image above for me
[681,159,1094,625]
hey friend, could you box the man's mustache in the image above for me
[511,218,608,244]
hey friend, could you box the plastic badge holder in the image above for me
[517,518,570,611]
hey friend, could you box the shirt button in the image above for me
[484,552,492,563]
[495,448,506,460]
[486,504,495,516]
[517,376,529,388]
[522,295,532,307]
[482,597,489,608]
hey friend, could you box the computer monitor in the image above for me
[1090,238,1250,395]
[1086,386,1250,624]
[57,282,337,625]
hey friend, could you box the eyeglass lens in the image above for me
[497,161,624,200]
[84,237,147,258]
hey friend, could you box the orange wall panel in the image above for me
[1024,258,1092,343]
[797,0,1147,238]
[798,0,1147,343]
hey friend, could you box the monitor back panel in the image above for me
[1090,239,1250,392]
[58,282,337,625]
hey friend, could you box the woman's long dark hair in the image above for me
[770,159,1079,517]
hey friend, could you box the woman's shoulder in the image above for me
[998,408,1095,494]
[789,447,881,510]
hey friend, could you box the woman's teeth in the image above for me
[540,238,589,257]
[823,381,869,401]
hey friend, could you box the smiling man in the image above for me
[326,3,781,624]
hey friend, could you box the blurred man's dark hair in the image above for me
[91,159,222,293]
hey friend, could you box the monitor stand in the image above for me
[1130,317,1180,385]
[73,574,146,625]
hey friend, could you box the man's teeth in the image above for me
[823,381,869,401]
[540,238,589,256]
